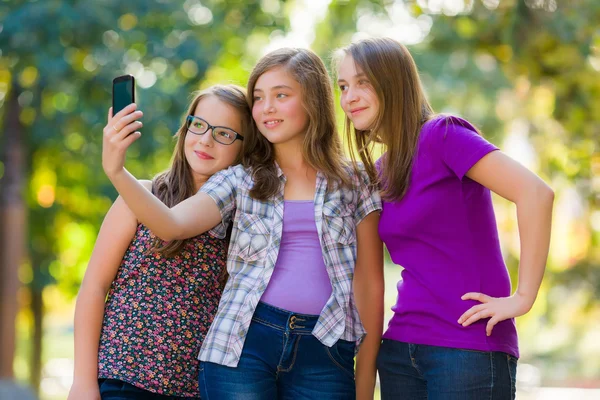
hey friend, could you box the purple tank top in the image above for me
[260,200,332,314]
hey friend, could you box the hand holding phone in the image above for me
[112,74,135,115]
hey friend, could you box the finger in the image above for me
[458,304,486,324]
[114,120,143,141]
[112,103,138,122]
[108,107,113,120]
[123,131,142,147]
[112,130,142,151]
[461,292,491,303]
[462,309,492,327]
[486,316,500,336]
[112,111,143,136]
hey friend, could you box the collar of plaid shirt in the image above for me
[197,163,381,367]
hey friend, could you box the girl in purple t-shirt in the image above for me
[335,37,554,399]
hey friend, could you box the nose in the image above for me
[198,128,215,146]
[346,86,359,103]
[262,98,275,114]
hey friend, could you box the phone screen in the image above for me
[112,76,134,115]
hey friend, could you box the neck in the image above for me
[192,174,209,192]
[274,138,307,170]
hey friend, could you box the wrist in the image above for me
[107,167,127,183]
[514,290,536,311]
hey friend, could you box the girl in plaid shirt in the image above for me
[103,48,384,400]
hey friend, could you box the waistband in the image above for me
[252,301,319,335]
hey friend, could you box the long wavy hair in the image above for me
[150,85,252,259]
[334,37,435,201]
[245,47,351,200]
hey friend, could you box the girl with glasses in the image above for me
[69,85,250,400]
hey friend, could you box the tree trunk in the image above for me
[0,84,25,378]
[30,286,43,395]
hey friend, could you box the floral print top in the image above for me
[98,224,226,397]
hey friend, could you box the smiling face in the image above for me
[337,54,380,131]
[251,67,308,147]
[183,95,243,183]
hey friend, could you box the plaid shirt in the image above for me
[198,163,381,367]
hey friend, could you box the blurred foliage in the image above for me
[0,0,289,297]
[0,0,599,389]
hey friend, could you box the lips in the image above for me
[194,151,214,160]
[350,107,367,115]
[263,119,283,128]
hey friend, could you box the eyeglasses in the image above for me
[186,115,244,145]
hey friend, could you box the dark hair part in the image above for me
[245,47,351,200]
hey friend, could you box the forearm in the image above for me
[108,169,183,240]
[354,278,384,399]
[72,288,107,385]
[514,183,554,307]
[355,330,382,399]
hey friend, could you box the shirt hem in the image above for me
[97,372,199,398]
[382,332,519,358]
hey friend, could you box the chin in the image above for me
[350,121,368,131]
[260,131,289,144]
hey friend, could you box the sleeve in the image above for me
[353,165,382,226]
[199,167,238,239]
[438,116,499,180]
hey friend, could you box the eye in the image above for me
[253,95,262,101]
[339,84,348,92]
[358,79,370,85]
[215,129,233,139]
[276,93,287,98]
[193,120,206,129]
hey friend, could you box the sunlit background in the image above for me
[0,0,599,399]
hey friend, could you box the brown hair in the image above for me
[150,85,251,262]
[334,37,435,201]
[245,47,351,200]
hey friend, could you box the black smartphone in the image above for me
[112,74,135,116]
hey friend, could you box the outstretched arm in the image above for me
[458,150,554,335]
[101,104,222,241]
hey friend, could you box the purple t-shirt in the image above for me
[379,115,519,358]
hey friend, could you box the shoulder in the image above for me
[201,164,252,197]
[139,179,153,191]
[341,161,371,187]
[206,164,248,184]
[421,114,479,140]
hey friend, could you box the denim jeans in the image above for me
[98,379,198,400]
[198,302,356,400]
[377,339,517,400]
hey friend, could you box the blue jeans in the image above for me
[377,339,517,400]
[98,379,198,400]
[198,302,356,400]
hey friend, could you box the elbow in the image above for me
[158,225,186,242]
[539,181,555,206]
[520,180,554,208]
[155,230,178,242]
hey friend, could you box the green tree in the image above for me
[0,0,289,390]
